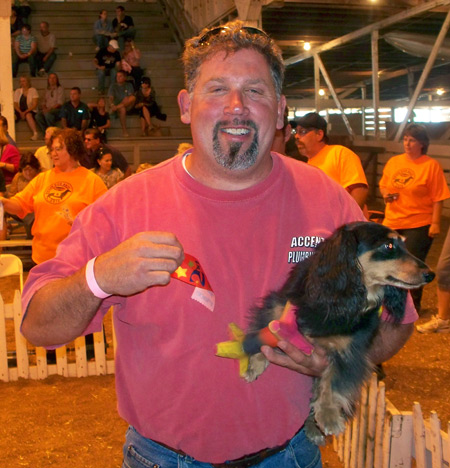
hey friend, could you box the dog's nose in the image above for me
[423,271,435,283]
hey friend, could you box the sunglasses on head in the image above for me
[195,25,270,48]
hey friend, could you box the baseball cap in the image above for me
[296,112,327,131]
[108,39,119,50]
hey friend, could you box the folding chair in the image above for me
[0,254,24,292]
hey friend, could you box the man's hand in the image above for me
[261,340,328,377]
[94,231,184,297]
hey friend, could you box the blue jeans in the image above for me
[396,225,433,310]
[36,51,57,73]
[122,426,322,468]
[36,108,61,133]
[97,68,117,94]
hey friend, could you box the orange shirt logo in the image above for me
[44,182,73,204]
[392,168,415,189]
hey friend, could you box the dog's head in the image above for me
[346,222,435,290]
[301,222,434,325]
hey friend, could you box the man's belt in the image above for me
[153,436,291,467]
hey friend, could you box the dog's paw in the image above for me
[305,416,326,445]
[315,405,346,436]
[244,353,269,382]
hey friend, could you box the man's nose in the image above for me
[225,90,246,115]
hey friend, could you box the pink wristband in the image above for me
[85,257,111,299]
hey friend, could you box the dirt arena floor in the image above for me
[1,217,449,468]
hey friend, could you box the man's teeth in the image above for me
[222,128,250,135]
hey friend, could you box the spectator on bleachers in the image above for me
[94,39,121,95]
[36,72,64,134]
[12,23,37,77]
[34,126,57,171]
[121,38,143,91]
[36,21,57,77]
[0,125,20,184]
[88,97,111,142]
[14,75,39,141]
[93,9,114,51]
[0,128,107,264]
[112,5,136,51]
[134,76,166,137]
[10,7,24,38]
[108,70,135,137]
[83,128,131,177]
[7,152,42,239]
[0,116,17,147]
[8,152,41,196]
[60,87,90,132]
[90,146,124,189]
[13,0,31,24]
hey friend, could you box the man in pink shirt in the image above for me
[21,21,417,468]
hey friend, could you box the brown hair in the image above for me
[182,20,285,98]
[403,123,430,154]
[50,128,87,162]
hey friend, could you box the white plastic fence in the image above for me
[0,290,116,381]
[1,291,449,467]
[332,374,449,468]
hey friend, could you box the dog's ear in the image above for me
[382,286,407,323]
[305,227,367,318]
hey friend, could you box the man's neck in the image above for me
[184,151,273,191]
[306,142,327,160]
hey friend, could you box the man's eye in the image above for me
[383,242,394,251]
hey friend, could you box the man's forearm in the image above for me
[21,267,102,347]
[368,321,413,364]
[349,186,369,210]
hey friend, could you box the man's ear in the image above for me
[276,95,286,130]
[283,124,292,144]
[178,89,192,124]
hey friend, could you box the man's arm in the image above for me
[349,185,369,209]
[261,320,413,376]
[368,321,413,364]
[22,232,184,347]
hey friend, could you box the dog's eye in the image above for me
[383,242,394,251]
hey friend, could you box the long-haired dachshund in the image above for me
[242,221,434,444]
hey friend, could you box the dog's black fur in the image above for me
[242,222,434,444]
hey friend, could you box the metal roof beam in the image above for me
[284,0,450,66]
[394,8,450,140]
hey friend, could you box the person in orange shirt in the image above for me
[0,128,107,265]
[380,123,450,311]
[294,112,368,209]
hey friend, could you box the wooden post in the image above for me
[413,402,427,468]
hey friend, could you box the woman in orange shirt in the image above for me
[0,128,107,265]
[379,123,450,310]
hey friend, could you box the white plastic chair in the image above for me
[0,254,24,292]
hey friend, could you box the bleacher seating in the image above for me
[13,0,192,168]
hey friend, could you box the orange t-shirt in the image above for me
[379,153,450,230]
[308,144,368,190]
[13,166,107,264]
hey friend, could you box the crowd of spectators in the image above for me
[10,4,167,140]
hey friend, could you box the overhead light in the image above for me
[303,42,311,51]
[318,89,325,96]
[436,88,445,96]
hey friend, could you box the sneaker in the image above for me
[38,68,46,77]
[416,315,450,334]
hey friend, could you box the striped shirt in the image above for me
[15,34,36,54]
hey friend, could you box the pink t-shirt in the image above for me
[22,153,417,463]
